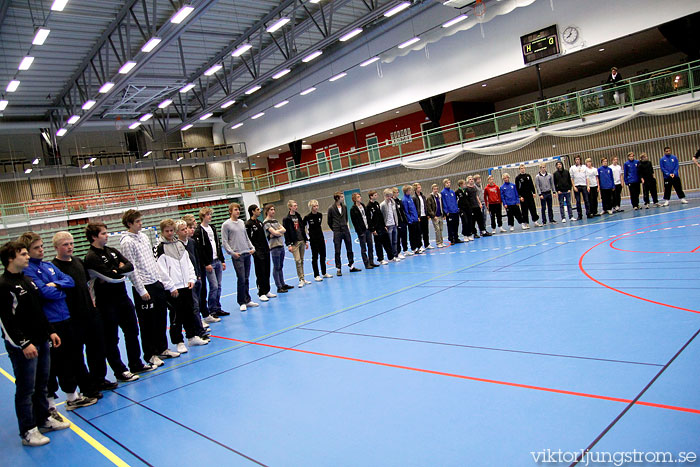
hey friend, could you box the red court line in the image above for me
[210,334,700,415]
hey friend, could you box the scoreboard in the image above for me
[521,25,560,65]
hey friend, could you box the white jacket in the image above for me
[154,239,196,291]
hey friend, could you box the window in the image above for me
[316,150,329,174]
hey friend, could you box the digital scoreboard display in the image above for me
[521,25,560,65]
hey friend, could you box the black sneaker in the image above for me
[99,380,118,391]
[277,288,288,293]
[349,266,362,272]
[282,284,293,290]
[48,407,65,423]
[482,232,493,237]
[131,362,157,374]
[83,391,103,400]
[66,395,98,411]
[214,310,230,317]
[366,264,374,269]
[453,239,464,244]
[337,269,343,276]
[116,371,139,382]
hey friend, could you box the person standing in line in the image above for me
[350,193,379,269]
[0,241,69,447]
[535,164,557,225]
[51,232,116,393]
[283,200,312,286]
[466,176,491,239]
[455,179,473,242]
[553,161,574,223]
[638,153,660,208]
[155,219,208,353]
[179,215,211,335]
[367,190,396,263]
[380,189,402,259]
[327,192,361,275]
[426,184,446,247]
[84,222,155,381]
[245,205,276,300]
[569,155,590,220]
[598,157,615,215]
[119,211,180,368]
[500,173,525,231]
[263,205,292,294]
[402,185,422,254]
[659,146,688,206]
[412,182,431,250]
[515,165,542,227]
[303,200,333,281]
[473,174,488,232]
[484,175,506,233]
[610,156,624,212]
[221,203,258,311]
[392,187,411,256]
[585,158,600,217]
[441,178,462,244]
[193,207,228,320]
[623,152,642,210]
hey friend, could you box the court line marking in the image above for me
[0,366,131,467]
[210,334,699,415]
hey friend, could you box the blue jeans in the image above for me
[386,225,398,256]
[270,247,286,289]
[233,253,252,305]
[558,191,573,219]
[205,258,223,313]
[6,340,51,436]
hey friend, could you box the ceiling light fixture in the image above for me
[360,56,379,67]
[67,115,80,124]
[251,112,265,119]
[199,112,213,120]
[141,37,162,52]
[300,87,316,96]
[33,28,51,45]
[128,122,141,129]
[50,0,69,11]
[442,15,468,28]
[82,100,96,110]
[32,158,40,164]
[398,37,420,49]
[384,2,410,17]
[181,124,193,131]
[272,68,291,79]
[231,122,243,129]
[339,28,363,42]
[170,5,194,24]
[245,85,261,95]
[56,128,67,136]
[18,56,34,70]
[180,83,195,93]
[329,72,347,82]
[118,61,137,74]
[89,157,97,163]
[158,99,173,109]
[232,43,252,57]
[204,64,222,76]
[302,50,322,62]
[266,17,290,33]
[6,80,20,92]
[143,151,152,157]
[0,100,8,111]
[98,82,114,93]
[274,100,289,108]
[221,99,236,109]
[139,113,153,122]
[82,163,91,169]
[188,148,197,153]
[25,168,33,174]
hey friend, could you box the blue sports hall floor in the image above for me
[2,197,700,466]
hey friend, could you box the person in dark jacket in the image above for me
[638,152,659,208]
[659,146,688,206]
[515,165,542,227]
[606,66,625,105]
[350,193,378,269]
[304,200,333,281]
[466,176,491,239]
[367,190,395,263]
[455,179,472,242]
[440,178,461,244]
[392,187,410,255]
[193,207,228,318]
[500,173,525,231]
[535,164,557,224]
[411,183,431,250]
[402,185,422,254]
[327,192,360,275]
[623,152,641,210]
[283,200,310,287]
[246,204,276,300]
[1,241,69,447]
[426,184,446,247]
[553,160,574,222]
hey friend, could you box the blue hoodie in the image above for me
[402,194,419,223]
[440,187,459,214]
[500,182,520,206]
[659,154,679,178]
[598,166,614,190]
[24,257,74,323]
[623,159,640,184]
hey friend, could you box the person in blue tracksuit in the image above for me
[659,146,687,206]
[598,158,615,214]
[441,179,461,244]
[402,185,422,254]
[623,151,641,210]
[500,173,524,231]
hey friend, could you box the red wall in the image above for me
[268,102,456,173]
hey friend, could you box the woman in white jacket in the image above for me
[155,219,209,354]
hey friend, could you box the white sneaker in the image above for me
[246,301,259,307]
[535,221,543,227]
[393,257,401,262]
[398,253,405,259]
[521,224,529,230]
[468,236,474,241]
[570,216,576,221]
[561,218,567,223]
[188,336,209,346]
[419,246,426,253]
[22,427,50,446]
[201,320,210,329]
[259,294,269,301]
[380,260,389,265]
[323,273,333,278]
[267,292,277,298]
[304,280,312,285]
[204,315,221,324]
[149,355,165,367]
[499,227,507,232]
[314,276,323,282]
[298,281,305,288]
[426,245,434,249]
[240,304,247,311]
[405,250,414,256]
[39,416,70,433]
[438,243,446,248]
[661,200,669,206]
[176,343,188,354]
[159,349,180,359]
[681,199,688,204]
[510,226,515,232]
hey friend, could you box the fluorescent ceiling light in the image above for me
[199,112,213,120]
[67,115,80,124]
[0,100,8,111]
[181,124,193,131]
[51,0,69,11]
[56,128,67,136]
[266,17,290,33]
[32,158,40,165]
[180,83,195,93]
[204,64,222,76]
[309,0,321,3]
[300,87,316,96]
[6,80,20,92]
[231,122,243,129]
[141,37,162,52]
[274,100,289,108]
[128,122,141,129]
[272,68,291,79]
[158,99,173,109]
[33,28,51,45]
[221,99,236,109]
[245,85,261,95]
[89,157,97,163]
[170,5,194,24]
[82,100,96,110]
[118,61,137,74]
[339,28,362,42]
[177,156,184,162]
[384,2,410,17]
[302,50,322,63]
[82,163,91,169]
[188,148,197,153]
[442,15,468,28]
[139,113,153,122]
[251,112,265,120]
[98,82,114,93]
[25,168,33,174]
[18,56,34,70]
[143,151,152,157]
[232,43,252,57]
[329,72,347,82]
[398,37,420,49]
[360,56,380,67]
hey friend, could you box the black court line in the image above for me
[572,326,700,466]
[296,327,664,367]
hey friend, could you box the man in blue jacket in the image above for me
[18,232,98,412]
[659,146,688,206]
[623,152,641,210]
[598,157,615,214]
[402,185,422,255]
[441,179,462,244]
[500,173,525,231]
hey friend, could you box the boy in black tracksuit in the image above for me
[303,200,332,280]
[515,166,542,226]
[245,205,275,300]
[456,180,472,239]
[367,190,395,263]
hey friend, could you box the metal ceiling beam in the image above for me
[0,0,10,32]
